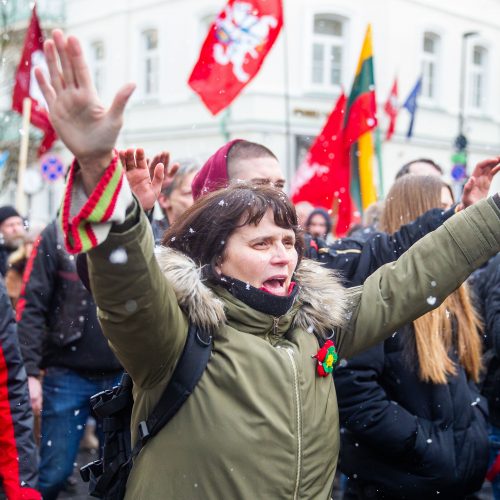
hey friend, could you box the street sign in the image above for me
[40,154,65,182]
[451,164,467,181]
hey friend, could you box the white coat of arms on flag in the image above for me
[213,1,279,82]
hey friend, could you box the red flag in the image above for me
[12,7,56,156]
[383,77,398,141]
[290,92,351,235]
[188,0,283,115]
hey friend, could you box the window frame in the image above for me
[89,40,106,96]
[420,31,441,106]
[140,28,160,99]
[467,43,488,113]
[306,12,348,94]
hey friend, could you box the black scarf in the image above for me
[219,275,299,317]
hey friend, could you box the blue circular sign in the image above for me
[451,164,467,182]
[41,155,65,182]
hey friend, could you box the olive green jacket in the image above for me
[87,197,500,500]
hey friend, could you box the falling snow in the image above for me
[109,247,128,264]
[426,296,437,306]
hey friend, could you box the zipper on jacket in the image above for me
[277,345,302,499]
[272,316,281,336]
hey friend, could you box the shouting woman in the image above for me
[34,30,500,499]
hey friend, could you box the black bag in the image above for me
[80,324,212,499]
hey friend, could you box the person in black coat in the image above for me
[17,220,123,500]
[335,175,488,500]
[472,252,500,499]
[0,277,40,499]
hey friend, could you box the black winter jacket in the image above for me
[0,243,14,277]
[315,206,456,286]
[0,278,40,499]
[331,204,491,499]
[335,326,489,499]
[16,221,121,378]
[472,252,500,426]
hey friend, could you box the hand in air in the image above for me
[119,149,180,211]
[34,29,135,191]
[460,156,500,209]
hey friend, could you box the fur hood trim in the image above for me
[155,247,350,336]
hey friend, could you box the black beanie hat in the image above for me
[0,206,20,226]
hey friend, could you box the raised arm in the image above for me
[317,157,499,287]
[348,206,456,286]
[35,30,187,388]
[336,196,500,359]
[86,202,189,387]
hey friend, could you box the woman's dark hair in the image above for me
[162,183,304,281]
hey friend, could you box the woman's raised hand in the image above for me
[34,30,135,192]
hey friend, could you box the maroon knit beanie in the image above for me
[191,139,242,200]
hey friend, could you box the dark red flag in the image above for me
[383,77,398,141]
[188,0,283,115]
[12,7,56,156]
[290,92,352,235]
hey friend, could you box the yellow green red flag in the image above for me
[343,24,378,214]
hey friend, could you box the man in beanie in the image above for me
[191,139,284,198]
[0,205,25,277]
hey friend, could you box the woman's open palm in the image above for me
[34,30,135,168]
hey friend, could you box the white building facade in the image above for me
[3,0,500,220]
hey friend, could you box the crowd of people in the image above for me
[0,28,500,500]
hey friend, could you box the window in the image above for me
[421,32,440,101]
[90,41,105,95]
[142,29,159,97]
[295,135,314,169]
[310,14,345,89]
[468,45,487,111]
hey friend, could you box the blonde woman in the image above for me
[336,175,487,500]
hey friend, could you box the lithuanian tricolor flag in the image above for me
[343,24,378,215]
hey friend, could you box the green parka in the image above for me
[86,197,500,500]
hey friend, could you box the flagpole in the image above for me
[16,97,31,215]
[282,6,292,184]
[374,126,384,197]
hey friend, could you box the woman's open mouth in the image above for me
[261,276,287,295]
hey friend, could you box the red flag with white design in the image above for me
[12,7,56,156]
[290,92,352,235]
[384,77,398,141]
[188,0,283,115]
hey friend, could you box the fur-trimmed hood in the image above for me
[155,247,350,337]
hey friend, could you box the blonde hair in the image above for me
[380,175,482,384]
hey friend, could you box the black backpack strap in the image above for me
[132,323,212,458]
